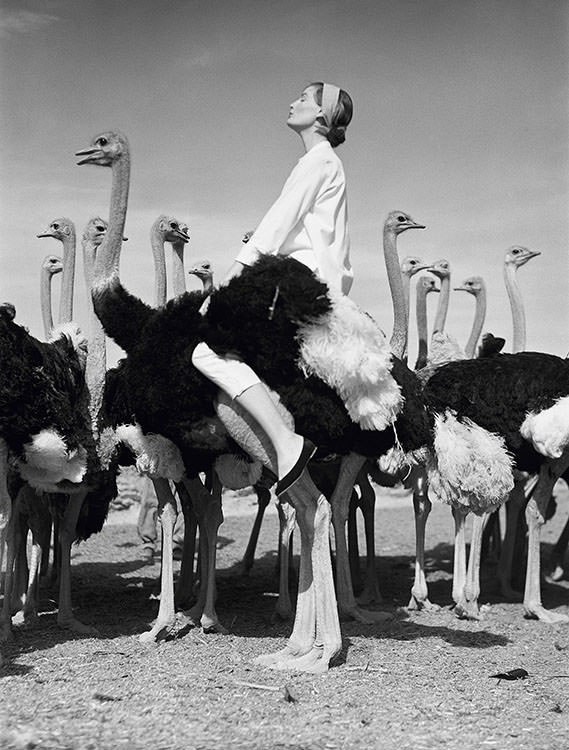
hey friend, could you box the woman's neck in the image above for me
[299,129,328,153]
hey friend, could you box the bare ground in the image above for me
[1,485,568,750]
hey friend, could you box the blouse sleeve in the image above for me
[235,156,333,266]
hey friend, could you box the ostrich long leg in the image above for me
[58,490,97,633]
[0,438,11,579]
[139,478,178,643]
[241,484,271,575]
[498,476,536,600]
[183,472,227,634]
[524,458,569,623]
[408,467,438,611]
[356,471,384,606]
[0,515,17,641]
[174,480,198,609]
[274,499,295,620]
[330,453,390,623]
[256,471,341,673]
[456,512,491,620]
[451,506,468,608]
[549,515,569,581]
[347,493,362,592]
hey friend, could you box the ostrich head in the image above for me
[152,216,190,245]
[37,218,75,241]
[75,131,128,167]
[41,255,63,277]
[427,258,451,281]
[188,258,214,282]
[454,275,485,297]
[504,245,540,269]
[400,255,429,279]
[82,217,108,247]
[385,211,426,235]
[416,275,439,295]
[0,302,16,322]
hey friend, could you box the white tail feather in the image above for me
[115,424,184,481]
[520,396,569,459]
[298,289,402,431]
[18,429,88,490]
[427,411,514,514]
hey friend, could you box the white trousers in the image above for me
[191,341,261,400]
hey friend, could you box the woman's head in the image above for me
[287,82,353,148]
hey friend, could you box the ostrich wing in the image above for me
[92,277,155,354]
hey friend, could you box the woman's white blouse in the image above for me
[234,141,353,295]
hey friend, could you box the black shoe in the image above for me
[275,439,317,497]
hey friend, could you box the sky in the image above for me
[1,0,568,366]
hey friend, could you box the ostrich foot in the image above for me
[58,615,99,635]
[272,646,332,674]
[338,604,392,624]
[139,615,177,644]
[407,594,440,612]
[356,581,384,606]
[255,643,310,668]
[201,614,228,635]
[454,600,481,621]
[0,622,14,642]
[271,603,293,623]
[523,605,569,624]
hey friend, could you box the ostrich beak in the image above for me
[37,231,54,238]
[75,146,100,165]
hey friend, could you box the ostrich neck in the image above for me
[384,228,407,359]
[40,268,55,338]
[432,275,450,333]
[83,240,107,429]
[171,243,186,298]
[58,230,76,324]
[504,264,526,353]
[415,287,429,369]
[95,151,130,284]
[464,288,487,359]
[202,277,214,295]
[150,231,167,307]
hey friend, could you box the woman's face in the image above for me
[287,86,321,132]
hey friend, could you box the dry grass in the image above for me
[0,486,568,750]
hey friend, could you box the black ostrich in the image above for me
[0,298,95,638]
[76,130,437,671]
[423,352,569,623]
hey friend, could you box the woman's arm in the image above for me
[235,156,333,267]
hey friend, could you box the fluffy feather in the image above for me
[18,429,88,490]
[427,411,514,514]
[115,424,185,481]
[427,331,467,367]
[298,289,402,430]
[520,396,569,459]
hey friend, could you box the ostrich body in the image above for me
[76,131,435,670]
[423,352,569,623]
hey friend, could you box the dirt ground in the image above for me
[0,483,568,750]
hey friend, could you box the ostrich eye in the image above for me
[170,222,178,229]
[397,215,406,222]
[96,225,105,232]
[513,248,520,254]
[52,223,59,230]
[97,137,108,146]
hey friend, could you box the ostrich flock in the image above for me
[0,129,568,675]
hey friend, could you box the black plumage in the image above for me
[0,313,89,459]
[422,351,569,473]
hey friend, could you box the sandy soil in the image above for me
[0,483,568,750]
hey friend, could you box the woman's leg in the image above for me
[192,343,315,492]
